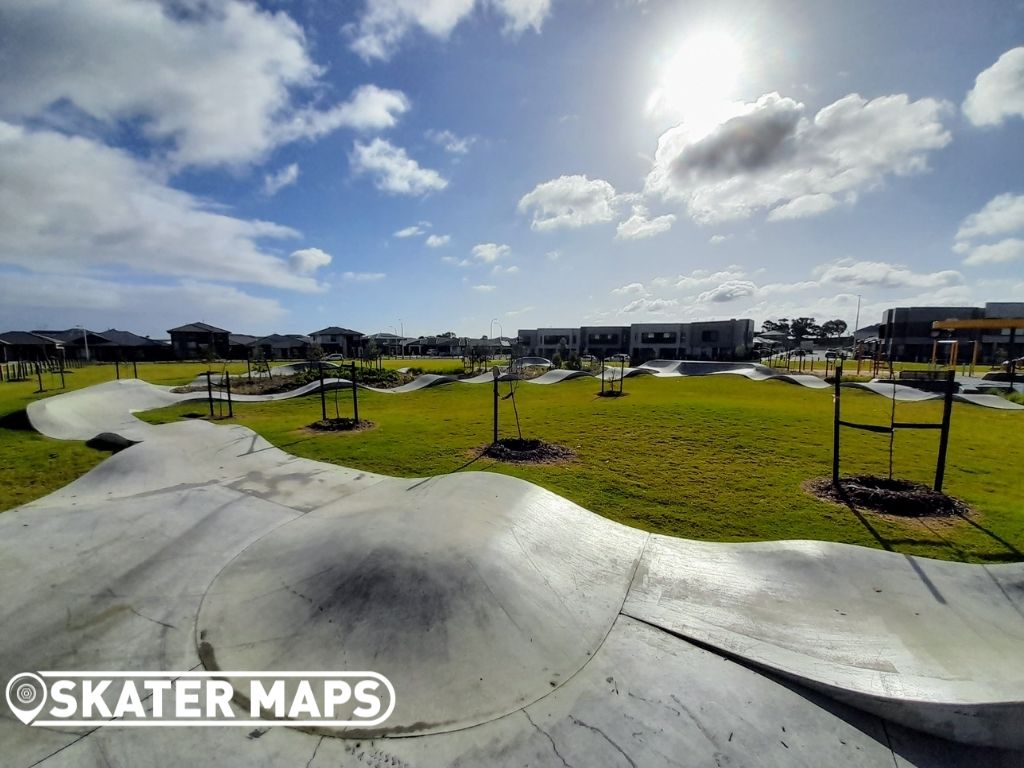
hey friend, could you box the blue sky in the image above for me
[1,0,1022,339]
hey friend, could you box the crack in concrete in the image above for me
[524,711,572,768]
[568,716,636,767]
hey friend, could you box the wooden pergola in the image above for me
[931,317,1023,386]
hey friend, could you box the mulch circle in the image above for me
[306,418,374,433]
[806,475,970,518]
[483,438,575,464]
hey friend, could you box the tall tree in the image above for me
[790,317,821,340]
[821,319,848,338]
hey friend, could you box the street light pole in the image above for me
[80,325,90,362]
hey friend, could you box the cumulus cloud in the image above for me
[672,267,748,291]
[492,264,520,275]
[263,163,299,196]
[347,0,552,62]
[955,193,1024,242]
[963,47,1024,127]
[622,297,678,314]
[471,242,510,262]
[425,234,451,247]
[646,91,952,224]
[350,138,448,195]
[953,193,1024,267]
[518,174,619,230]
[441,255,471,267]
[813,259,962,289]
[697,280,758,303]
[289,248,332,275]
[612,282,647,296]
[765,193,838,221]
[472,283,496,292]
[426,129,475,155]
[0,1,408,168]
[962,238,1024,266]
[274,85,410,143]
[709,234,731,245]
[616,206,676,239]
[342,271,386,281]
[0,122,324,292]
[395,224,427,238]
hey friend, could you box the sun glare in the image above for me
[648,28,744,135]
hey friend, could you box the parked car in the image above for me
[323,353,345,360]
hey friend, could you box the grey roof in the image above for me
[31,329,111,345]
[99,329,169,348]
[228,334,259,346]
[0,331,62,346]
[251,334,311,348]
[310,326,362,336]
[167,322,230,334]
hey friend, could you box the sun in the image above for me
[648,28,744,133]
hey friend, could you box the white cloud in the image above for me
[673,267,748,291]
[263,163,299,196]
[0,1,408,168]
[546,250,561,260]
[766,193,838,221]
[395,224,428,238]
[492,264,520,275]
[289,248,332,275]
[471,242,510,262]
[611,282,647,296]
[622,297,678,314]
[350,138,448,195]
[709,234,731,245]
[962,238,1024,266]
[441,255,472,267]
[472,283,496,292]
[518,174,619,230]
[647,91,952,224]
[615,206,676,239]
[342,271,387,281]
[697,280,758,303]
[0,122,322,291]
[963,47,1024,127]
[346,0,552,62]
[813,259,962,289]
[955,193,1024,241]
[274,85,410,143]
[425,234,451,247]
[505,305,534,317]
[0,272,286,337]
[426,129,475,155]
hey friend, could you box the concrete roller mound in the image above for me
[5,380,1024,764]
[843,380,1024,410]
[196,472,646,736]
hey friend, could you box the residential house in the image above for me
[167,322,231,359]
[309,327,363,357]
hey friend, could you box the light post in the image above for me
[79,325,90,362]
[490,318,503,362]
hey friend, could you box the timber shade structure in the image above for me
[932,316,1022,388]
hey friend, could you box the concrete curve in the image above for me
[843,381,1024,410]
[523,369,594,384]
[623,536,1024,748]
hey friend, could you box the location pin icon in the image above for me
[6,673,48,725]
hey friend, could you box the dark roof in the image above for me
[363,332,402,340]
[31,329,112,345]
[229,334,259,346]
[310,326,362,336]
[0,331,62,346]
[99,329,169,347]
[167,322,230,334]
[251,334,310,348]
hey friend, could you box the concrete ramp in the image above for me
[843,381,1024,410]
[623,536,1024,748]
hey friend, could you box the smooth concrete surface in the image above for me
[843,381,1024,410]
[197,472,646,735]
[4,379,1023,765]
[622,535,1024,748]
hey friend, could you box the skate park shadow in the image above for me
[0,409,33,431]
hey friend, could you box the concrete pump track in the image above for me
[2,369,1022,767]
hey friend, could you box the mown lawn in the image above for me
[0,361,251,511]
[138,374,1024,563]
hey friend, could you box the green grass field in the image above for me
[136,372,1024,563]
[4,359,1021,563]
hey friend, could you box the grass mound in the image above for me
[808,475,970,518]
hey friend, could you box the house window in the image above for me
[641,332,676,344]
[701,330,719,343]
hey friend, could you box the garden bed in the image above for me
[483,438,575,464]
[806,475,970,518]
